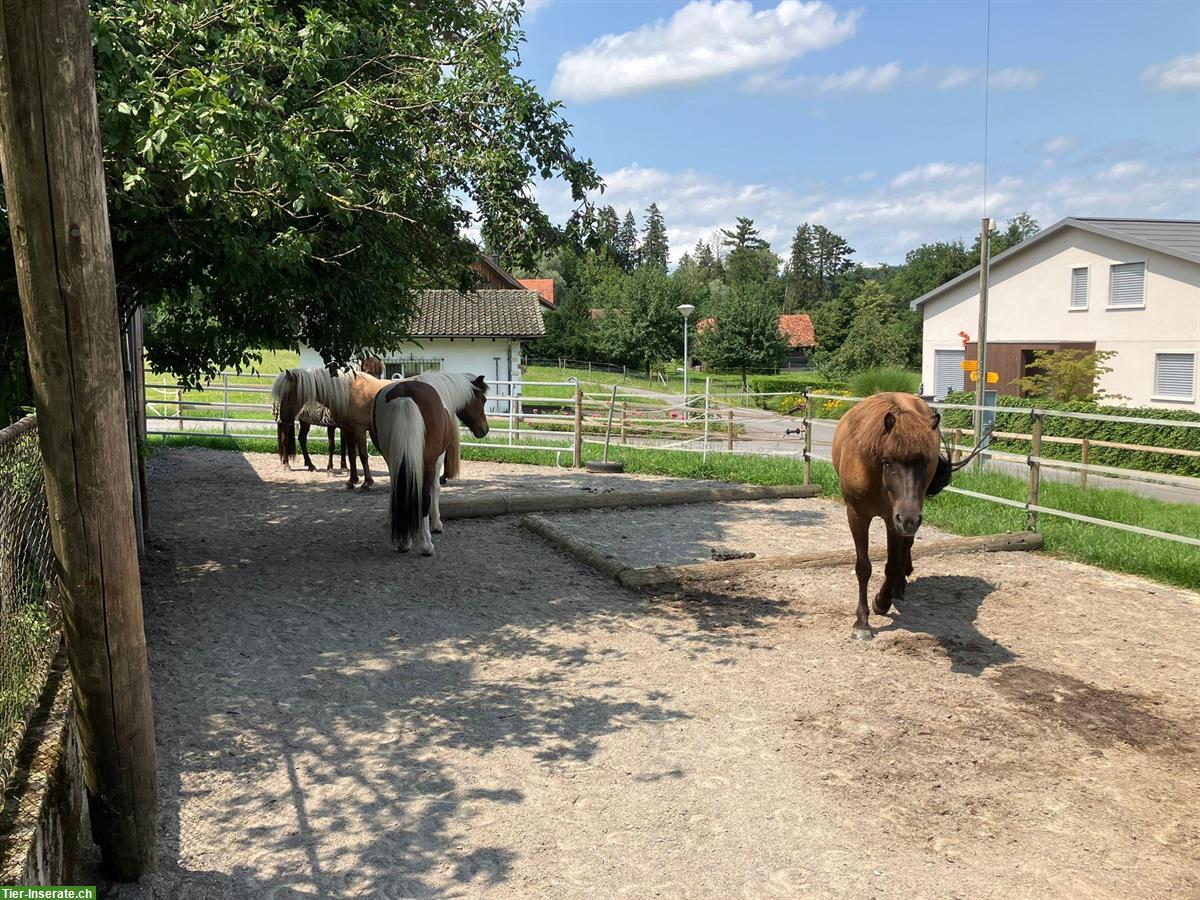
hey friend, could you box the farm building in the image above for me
[913,217,1200,409]
[299,256,548,409]
[778,314,817,370]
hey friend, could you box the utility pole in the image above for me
[0,0,158,878]
[974,217,994,468]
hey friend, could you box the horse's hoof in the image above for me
[872,595,892,615]
[431,525,443,534]
[420,546,434,557]
[345,481,357,490]
[851,627,874,641]
[361,481,373,490]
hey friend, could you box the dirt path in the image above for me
[105,449,1199,897]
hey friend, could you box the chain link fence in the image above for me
[0,415,61,797]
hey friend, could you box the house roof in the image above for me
[518,278,556,307]
[411,290,545,338]
[909,217,1200,310]
[694,314,816,348]
[778,314,816,348]
[471,254,526,290]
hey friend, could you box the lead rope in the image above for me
[943,422,993,471]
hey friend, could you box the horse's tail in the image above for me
[272,371,298,465]
[376,392,425,547]
[443,423,461,481]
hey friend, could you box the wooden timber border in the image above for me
[520,514,1044,588]
[439,483,821,520]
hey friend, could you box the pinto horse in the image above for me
[831,392,949,640]
[410,372,490,488]
[372,379,485,555]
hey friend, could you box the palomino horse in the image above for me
[273,356,385,475]
[371,379,479,555]
[831,392,948,640]
[273,363,389,489]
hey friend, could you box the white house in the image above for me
[912,217,1200,410]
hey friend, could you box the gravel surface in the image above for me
[101,449,1199,898]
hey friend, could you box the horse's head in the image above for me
[879,407,941,537]
[361,355,384,378]
[459,375,490,438]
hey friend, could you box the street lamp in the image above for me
[677,303,695,405]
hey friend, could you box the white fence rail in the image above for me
[143,371,1199,548]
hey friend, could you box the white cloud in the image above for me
[891,161,982,188]
[535,153,1197,266]
[746,62,1042,95]
[1039,135,1077,155]
[1101,160,1149,180]
[550,0,859,102]
[1142,53,1200,91]
[988,67,1042,90]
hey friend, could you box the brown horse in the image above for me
[409,371,491,493]
[831,392,946,640]
[273,365,390,488]
[372,379,471,555]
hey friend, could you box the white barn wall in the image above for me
[919,227,1200,410]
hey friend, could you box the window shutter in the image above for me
[1070,268,1088,309]
[934,350,965,400]
[1154,353,1196,399]
[1109,262,1145,307]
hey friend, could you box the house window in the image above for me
[384,358,442,379]
[1153,352,1196,402]
[1108,262,1146,308]
[933,349,965,400]
[1069,267,1089,310]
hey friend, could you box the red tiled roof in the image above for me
[518,278,556,307]
[696,316,716,333]
[778,314,816,348]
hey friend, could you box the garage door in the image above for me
[933,349,965,399]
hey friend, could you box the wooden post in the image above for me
[0,0,158,878]
[727,408,734,452]
[1080,437,1090,489]
[573,382,583,467]
[953,428,962,463]
[1027,413,1043,531]
[802,389,812,486]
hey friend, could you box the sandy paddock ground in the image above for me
[103,449,1199,898]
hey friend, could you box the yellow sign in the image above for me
[969,370,1000,384]
[961,359,978,372]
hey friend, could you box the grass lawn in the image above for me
[159,432,1199,590]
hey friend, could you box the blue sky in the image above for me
[517,0,1200,264]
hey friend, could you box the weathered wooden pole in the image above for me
[573,382,583,467]
[1027,413,1044,532]
[726,408,734,452]
[802,389,812,486]
[1080,437,1090,489]
[0,0,158,878]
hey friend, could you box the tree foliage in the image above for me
[1012,349,1123,402]
[640,203,669,272]
[614,210,639,272]
[0,0,599,390]
[695,284,787,388]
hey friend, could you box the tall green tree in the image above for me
[597,267,683,377]
[0,0,600,400]
[695,284,787,389]
[887,240,974,305]
[614,210,639,272]
[814,282,916,378]
[784,223,819,311]
[721,216,768,252]
[640,203,669,271]
[813,225,855,300]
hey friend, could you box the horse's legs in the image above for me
[299,422,316,471]
[325,426,335,471]
[848,507,873,640]
[430,454,444,533]
[874,525,905,615]
[339,428,347,472]
[346,428,360,489]
[358,430,373,489]
[417,468,435,555]
[904,538,914,578]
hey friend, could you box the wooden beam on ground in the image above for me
[0,0,157,878]
[616,531,1044,587]
[441,482,821,520]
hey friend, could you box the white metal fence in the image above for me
[143,371,1199,549]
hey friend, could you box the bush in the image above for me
[849,367,920,396]
[747,374,848,410]
[940,391,1200,477]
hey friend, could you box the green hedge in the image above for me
[748,374,848,411]
[940,391,1200,477]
